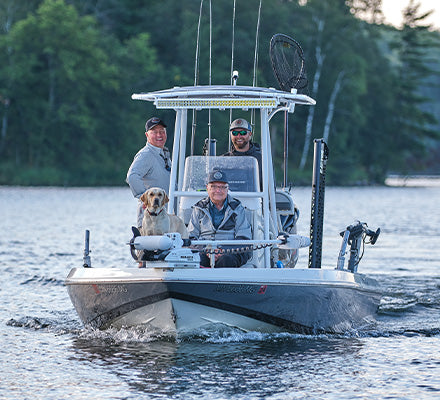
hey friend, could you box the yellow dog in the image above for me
[140,187,188,238]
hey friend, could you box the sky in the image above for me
[381,0,439,29]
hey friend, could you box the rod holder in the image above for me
[203,138,217,156]
[83,229,91,268]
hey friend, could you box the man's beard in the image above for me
[233,138,250,150]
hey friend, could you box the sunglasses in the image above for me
[231,130,249,136]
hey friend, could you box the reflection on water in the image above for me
[72,329,365,398]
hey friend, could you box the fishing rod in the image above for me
[250,0,262,130]
[207,0,212,147]
[228,0,237,150]
[191,0,204,156]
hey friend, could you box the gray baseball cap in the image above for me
[229,118,251,131]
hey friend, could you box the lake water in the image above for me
[1,186,439,399]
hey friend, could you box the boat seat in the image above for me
[275,189,299,233]
[179,194,207,226]
[275,190,295,211]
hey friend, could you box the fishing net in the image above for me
[270,33,308,92]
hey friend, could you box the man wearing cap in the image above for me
[126,117,172,227]
[188,170,252,268]
[223,118,263,187]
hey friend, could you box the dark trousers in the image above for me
[200,250,250,268]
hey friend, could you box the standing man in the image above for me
[188,170,252,268]
[223,118,262,187]
[126,117,172,227]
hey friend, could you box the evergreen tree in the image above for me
[0,0,439,185]
[390,0,439,172]
[0,0,121,184]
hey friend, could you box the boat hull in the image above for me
[66,267,381,335]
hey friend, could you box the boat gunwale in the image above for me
[65,267,380,293]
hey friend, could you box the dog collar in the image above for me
[147,209,164,217]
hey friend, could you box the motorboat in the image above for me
[65,83,381,335]
[66,31,382,336]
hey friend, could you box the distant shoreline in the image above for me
[385,174,440,187]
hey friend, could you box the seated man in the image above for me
[188,170,252,268]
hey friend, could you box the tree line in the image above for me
[0,0,439,186]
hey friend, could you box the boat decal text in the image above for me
[92,284,128,294]
[215,284,257,294]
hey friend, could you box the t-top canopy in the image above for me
[132,85,315,110]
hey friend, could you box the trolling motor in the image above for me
[128,227,197,264]
[337,221,380,272]
[128,226,310,268]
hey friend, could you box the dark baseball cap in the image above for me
[207,170,228,184]
[145,117,167,131]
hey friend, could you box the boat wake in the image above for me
[6,316,53,330]
[6,312,439,342]
[74,324,440,342]
[6,314,80,335]
[74,324,329,344]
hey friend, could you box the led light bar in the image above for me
[155,98,278,109]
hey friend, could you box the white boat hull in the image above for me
[66,267,381,335]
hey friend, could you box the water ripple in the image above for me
[6,316,51,330]
[20,275,65,286]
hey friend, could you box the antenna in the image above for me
[193,0,204,86]
[251,0,262,129]
[208,0,212,143]
[230,0,236,87]
[191,0,204,155]
[252,0,262,88]
[229,0,237,150]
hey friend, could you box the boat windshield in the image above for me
[182,156,260,192]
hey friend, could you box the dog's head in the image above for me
[140,187,169,213]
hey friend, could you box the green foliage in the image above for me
[0,0,439,186]
[385,0,440,173]
[1,0,118,180]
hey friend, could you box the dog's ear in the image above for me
[163,192,169,205]
[140,191,147,204]
[140,190,151,206]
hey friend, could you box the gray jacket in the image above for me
[188,195,251,241]
[126,142,171,198]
